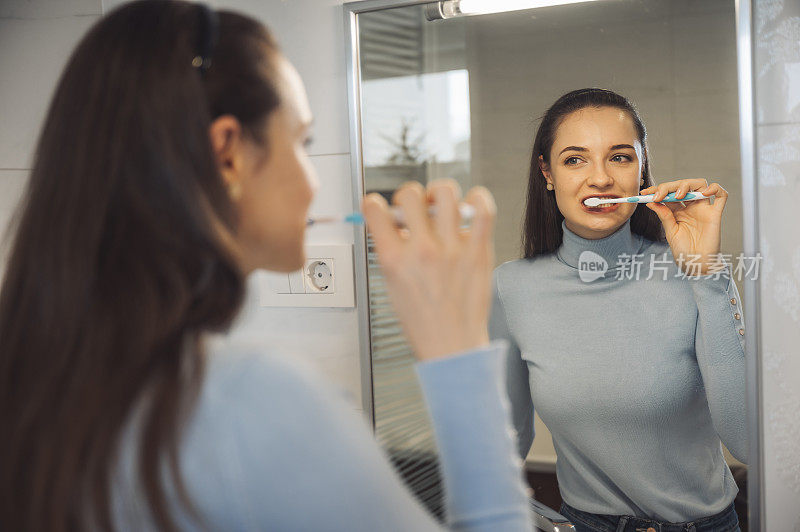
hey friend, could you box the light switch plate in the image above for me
[258,244,355,307]
[262,271,291,294]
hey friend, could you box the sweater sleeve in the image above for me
[688,263,748,462]
[172,344,534,532]
[488,270,535,459]
[416,342,534,530]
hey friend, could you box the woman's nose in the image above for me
[586,166,614,187]
[306,168,320,198]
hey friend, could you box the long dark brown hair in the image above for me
[0,1,282,530]
[522,88,666,258]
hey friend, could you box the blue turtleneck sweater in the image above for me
[489,217,747,523]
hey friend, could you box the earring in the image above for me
[546,182,554,191]
[640,178,645,186]
[228,181,242,201]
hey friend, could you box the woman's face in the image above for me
[210,52,318,274]
[541,106,644,240]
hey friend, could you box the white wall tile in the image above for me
[0,169,28,281]
[0,0,100,18]
[211,0,351,157]
[0,169,28,246]
[103,0,352,157]
[305,153,356,245]
[0,15,99,169]
[100,0,128,14]
[671,8,738,96]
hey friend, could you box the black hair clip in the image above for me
[191,3,218,77]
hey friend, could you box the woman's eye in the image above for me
[611,154,632,163]
[564,156,582,166]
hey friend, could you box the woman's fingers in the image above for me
[362,181,496,362]
[657,179,708,201]
[646,202,678,236]
[464,186,496,251]
[700,182,728,213]
[663,201,685,212]
[362,193,402,267]
[641,178,709,202]
[427,179,461,245]
[392,181,431,237]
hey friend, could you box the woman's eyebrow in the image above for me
[558,146,588,155]
[610,144,635,150]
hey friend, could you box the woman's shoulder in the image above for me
[174,340,366,528]
[196,336,352,431]
[491,257,559,316]
[202,338,312,397]
[493,255,554,280]
[114,338,371,530]
[492,254,564,299]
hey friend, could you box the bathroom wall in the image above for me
[754,0,800,530]
[0,0,102,270]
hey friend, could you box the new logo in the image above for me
[578,251,607,282]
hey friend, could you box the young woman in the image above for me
[490,88,746,532]
[0,1,534,530]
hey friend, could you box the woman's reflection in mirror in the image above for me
[490,88,746,532]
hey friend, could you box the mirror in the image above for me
[347,0,755,528]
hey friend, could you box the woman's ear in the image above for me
[208,115,243,183]
[538,155,552,184]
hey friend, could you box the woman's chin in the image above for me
[565,211,629,237]
[255,243,305,273]
[273,253,305,273]
[260,227,307,272]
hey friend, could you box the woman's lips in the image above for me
[580,197,620,214]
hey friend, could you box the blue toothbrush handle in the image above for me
[662,191,708,202]
[630,191,711,203]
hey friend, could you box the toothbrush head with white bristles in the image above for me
[583,191,712,208]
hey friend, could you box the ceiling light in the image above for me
[425,0,599,20]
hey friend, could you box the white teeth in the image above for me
[586,199,616,207]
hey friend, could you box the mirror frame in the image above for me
[342,1,763,529]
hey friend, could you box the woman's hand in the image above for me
[640,178,729,276]
[361,179,496,362]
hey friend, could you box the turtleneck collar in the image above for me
[556,217,642,270]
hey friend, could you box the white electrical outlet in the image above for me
[259,244,355,307]
[304,258,334,293]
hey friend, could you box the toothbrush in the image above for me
[583,191,713,207]
[307,213,366,226]
[307,203,476,227]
